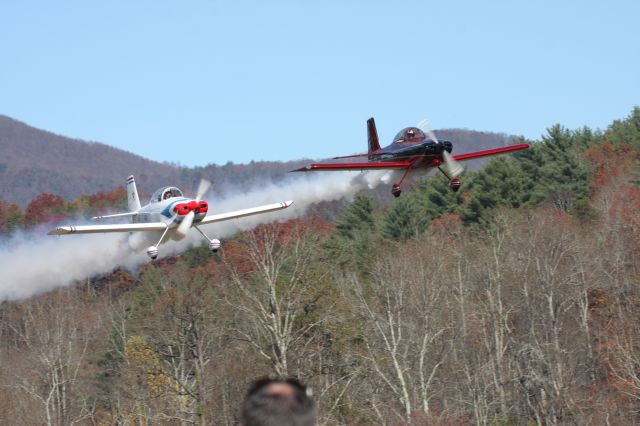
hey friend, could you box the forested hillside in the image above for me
[0,108,638,424]
[0,115,179,205]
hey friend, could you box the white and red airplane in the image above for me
[48,175,293,259]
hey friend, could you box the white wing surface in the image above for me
[199,201,293,225]
[48,222,167,235]
[48,201,293,235]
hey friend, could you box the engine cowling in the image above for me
[174,200,209,216]
[174,203,191,215]
[196,200,208,214]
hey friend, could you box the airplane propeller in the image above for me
[443,150,463,177]
[418,119,463,177]
[176,178,211,237]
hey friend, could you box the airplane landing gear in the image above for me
[194,226,222,254]
[147,245,159,260]
[209,238,221,253]
[147,225,171,260]
[438,166,462,192]
[391,163,414,198]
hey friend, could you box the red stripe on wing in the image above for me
[292,161,412,172]
[452,143,530,162]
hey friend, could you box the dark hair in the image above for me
[240,377,316,426]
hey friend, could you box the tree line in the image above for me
[0,188,128,234]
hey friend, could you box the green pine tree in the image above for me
[420,173,465,219]
[324,195,378,271]
[534,125,592,210]
[462,157,531,223]
[605,106,640,151]
[381,195,426,240]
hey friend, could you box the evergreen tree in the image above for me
[420,173,465,219]
[462,157,532,223]
[382,175,464,240]
[572,126,602,150]
[460,123,595,223]
[534,125,592,210]
[381,195,425,240]
[324,195,378,272]
[605,106,640,151]
[0,200,23,235]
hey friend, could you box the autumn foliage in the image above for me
[0,187,127,234]
[584,141,638,188]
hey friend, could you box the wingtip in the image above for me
[291,165,314,172]
[283,200,294,208]
[511,143,531,152]
[48,226,70,235]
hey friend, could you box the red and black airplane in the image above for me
[292,117,530,197]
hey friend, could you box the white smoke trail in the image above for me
[0,171,389,301]
[0,230,148,300]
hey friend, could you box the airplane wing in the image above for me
[48,222,167,235]
[198,200,294,225]
[291,161,412,172]
[49,202,294,234]
[452,143,530,162]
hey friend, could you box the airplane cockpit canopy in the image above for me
[151,187,184,203]
[392,127,426,143]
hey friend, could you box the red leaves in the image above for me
[24,193,65,226]
[609,185,640,232]
[429,213,463,241]
[85,188,127,213]
[584,141,637,189]
[9,187,128,229]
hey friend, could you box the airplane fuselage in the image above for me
[369,139,453,168]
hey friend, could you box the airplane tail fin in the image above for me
[367,117,380,155]
[126,175,142,213]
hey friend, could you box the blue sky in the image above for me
[1,0,638,167]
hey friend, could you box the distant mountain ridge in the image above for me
[0,115,180,205]
[0,115,516,206]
